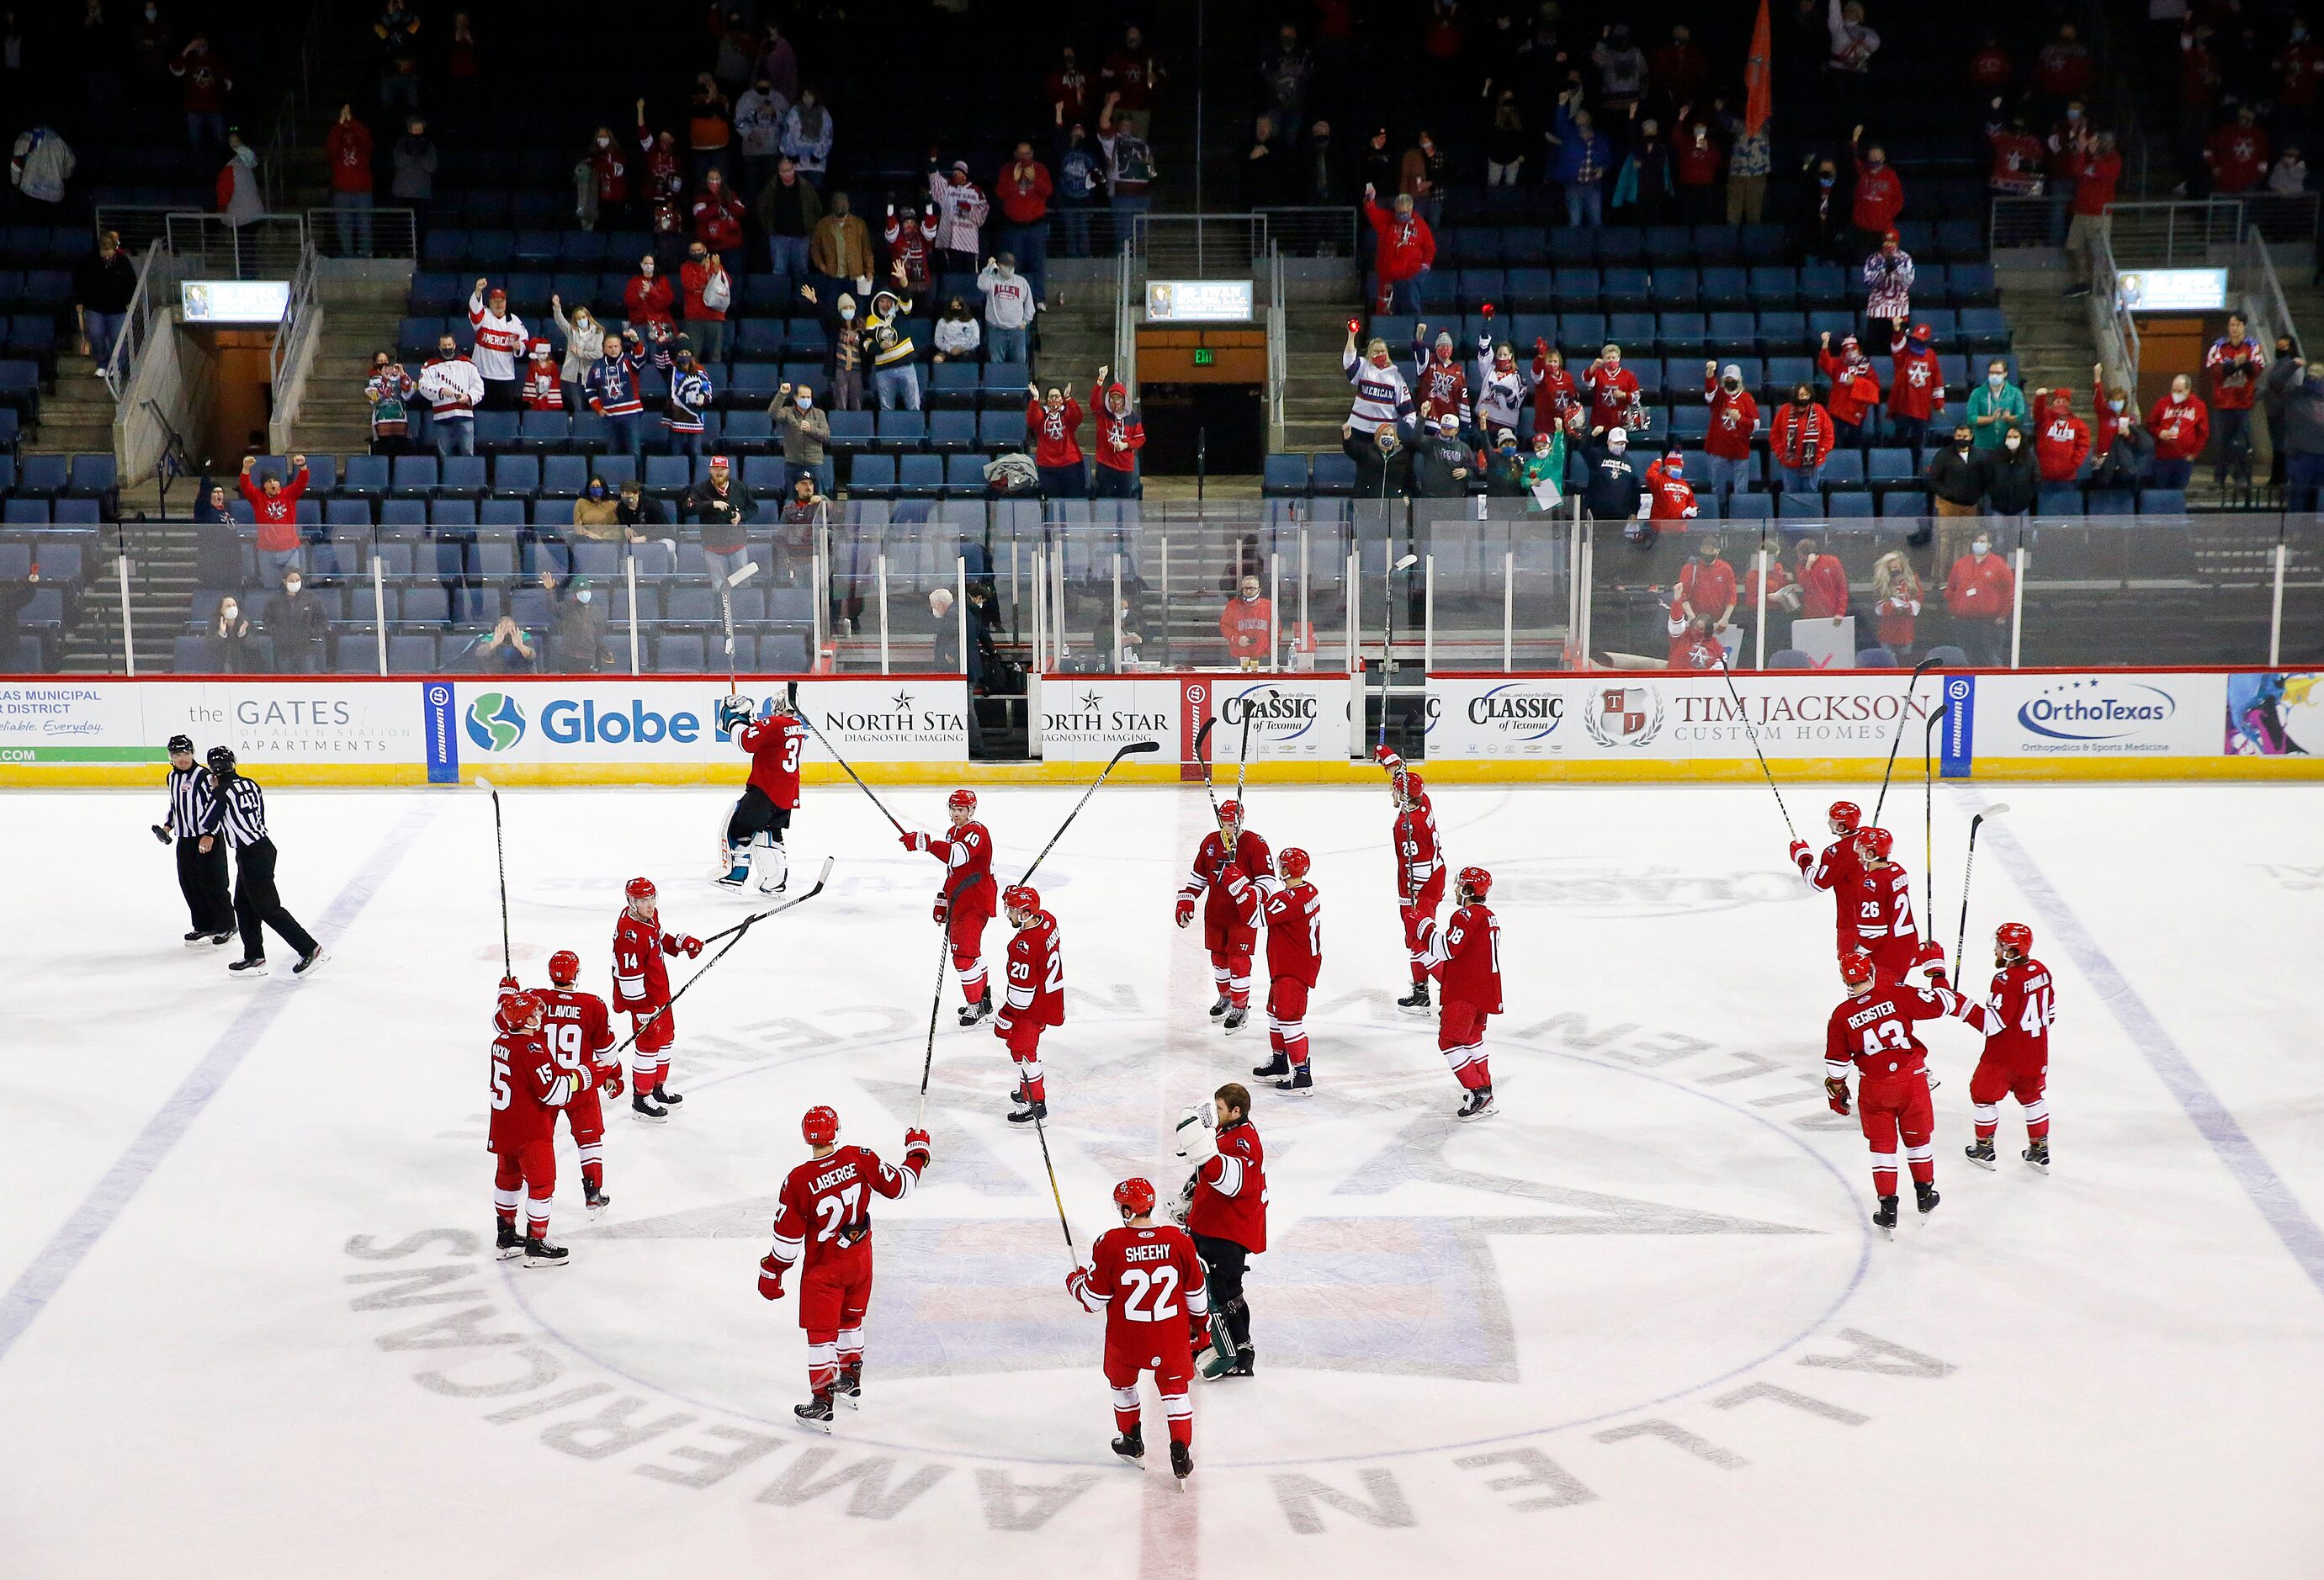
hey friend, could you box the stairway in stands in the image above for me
[289,278,414,457]
[1997,267,2100,408]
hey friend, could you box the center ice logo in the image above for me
[464,692,525,752]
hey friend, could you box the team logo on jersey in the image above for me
[2014,677,2174,741]
[463,691,526,751]
[1584,683,1663,746]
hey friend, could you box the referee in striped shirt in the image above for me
[208,746,327,978]
[152,734,235,945]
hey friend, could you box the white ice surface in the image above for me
[3,780,2321,1577]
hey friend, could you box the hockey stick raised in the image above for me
[1019,738,1163,887]
[477,776,510,979]
[1232,687,1276,809]
[1869,654,1942,827]
[617,857,833,1054]
[1950,803,2008,984]
[1713,650,1799,845]
[1922,699,1952,931]
[1377,553,1420,754]
[715,560,760,691]
[1192,713,1220,817]
[796,699,908,836]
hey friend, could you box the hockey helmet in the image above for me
[1215,798,1244,828]
[1828,799,1862,833]
[1839,948,1877,989]
[1456,865,1493,902]
[498,989,544,1031]
[947,787,978,819]
[1995,921,2034,959]
[801,1105,840,1147]
[1113,1177,1157,1217]
[1278,846,1312,880]
[547,949,581,987]
[624,875,657,914]
[1854,827,1894,863]
[205,745,237,777]
[1002,884,1041,918]
[1398,770,1427,807]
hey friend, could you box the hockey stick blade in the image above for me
[725,562,761,588]
[699,856,836,944]
[1017,739,1165,888]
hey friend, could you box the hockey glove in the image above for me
[899,830,926,851]
[1789,840,1812,871]
[499,974,520,993]
[1170,1174,1196,1227]
[1173,1105,1218,1166]
[932,894,949,925]
[1175,896,1196,928]
[904,1127,931,1167]
[758,1254,788,1301]
[599,1064,626,1100]
[1065,1265,1096,1311]
[681,935,703,957]
[1825,1077,1853,1116]
[993,1010,1015,1038]
[151,823,171,844]
[1923,963,1951,991]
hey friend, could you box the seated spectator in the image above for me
[239,453,310,583]
[1030,383,1087,497]
[207,594,252,671]
[616,478,671,537]
[2146,373,2210,489]
[464,615,539,674]
[2030,390,2091,483]
[1220,575,1273,669]
[1414,412,1475,497]
[977,253,1036,366]
[1966,358,2027,452]
[774,380,829,486]
[1817,331,1882,449]
[932,298,981,363]
[1870,550,1923,661]
[1772,384,1836,495]
[1978,426,2040,518]
[571,475,629,542]
[1943,528,2014,665]
[269,567,326,674]
[687,457,755,582]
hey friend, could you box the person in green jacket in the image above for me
[1966,358,2029,451]
[1518,421,1568,506]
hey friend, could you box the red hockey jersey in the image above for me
[1981,956,2055,1065]
[488,1027,574,1153]
[736,713,806,809]
[1003,910,1065,1026]
[765,1142,927,1275]
[1188,1118,1268,1252]
[612,913,680,1012]
[1074,1222,1211,1361]
[1424,903,1503,1012]
[1825,983,1992,1082]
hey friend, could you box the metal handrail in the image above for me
[2090,222,2140,389]
[1112,241,1138,398]
[268,237,324,453]
[100,239,167,401]
[1265,241,1287,452]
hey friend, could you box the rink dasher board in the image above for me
[1,667,2319,785]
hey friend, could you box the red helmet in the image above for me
[1854,827,1894,862]
[1996,921,2034,957]
[547,949,581,987]
[1216,798,1243,826]
[1828,800,1862,832]
[1003,884,1040,916]
[497,989,544,1031]
[1278,846,1312,879]
[1113,1177,1157,1217]
[802,1105,840,1146]
[947,787,978,816]
[1840,948,1877,989]
[1398,770,1427,804]
[1457,865,1493,901]
[624,876,656,908]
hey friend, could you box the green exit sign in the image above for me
[1192,347,1215,366]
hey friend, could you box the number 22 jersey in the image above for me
[1082,1222,1211,1365]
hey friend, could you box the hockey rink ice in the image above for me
[3,778,2321,1577]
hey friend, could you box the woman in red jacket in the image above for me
[1029,383,1086,498]
[623,253,675,331]
[2146,373,2210,490]
[1944,528,2015,665]
[2031,389,2091,484]
[1772,384,1837,496]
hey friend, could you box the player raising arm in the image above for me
[534,949,622,1213]
[758,1106,932,1426]
[901,788,1000,1026]
[1175,800,1272,1031]
[1416,866,1502,1120]
[1067,1177,1210,1483]
[1823,948,1998,1237]
[996,884,1064,1122]
[1965,922,2056,1174]
[1847,827,1948,988]
[1239,850,1322,1090]
[1375,747,1445,1014]
[1174,1082,1268,1378]
[489,991,583,1268]
[611,877,702,1123]
[716,691,805,893]
[1790,798,1866,957]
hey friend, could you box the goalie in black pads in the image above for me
[715,691,805,892]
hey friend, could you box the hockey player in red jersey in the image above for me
[1240,848,1322,1091]
[1173,1082,1267,1378]
[1791,799,1866,955]
[717,690,806,893]
[1175,800,1272,1032]
[757,1105,931,1426]
[1417,865,1503,1120]
[1965,921,2056,1173]
[538,949,622,1212]
[901,788,1000,1026]
[1067,1176,1211,1482]
[490,990,583,1268]
[1823,948,1998,1236]
[996,884,1064,1122]
[1375,746,1446,1014]
[1847,828,1948,988]
[610,877,702,1122]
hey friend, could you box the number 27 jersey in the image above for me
[767,1144,926,1275]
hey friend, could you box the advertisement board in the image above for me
[1208,674,1353,763]
[1426,671,1945,763]
[1966,671,2226,759]
[1034,676,1183,764]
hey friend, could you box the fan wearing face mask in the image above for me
[1943,529,2015,666]
[2145,373,2210,491]
[1976,419,2040,520]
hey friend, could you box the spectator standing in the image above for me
[1341,327,1416,438]
[865,289,921,411]
[10,120,75,208]
[1549,100,1612,227]
[929,160,990,278]
[1794,534,1850,622]
[72,229,135,374]
[1484,430,1530,497]
[1219,575,1272,667]
[466,280,525,410]
[1101,24,1163,138]
[1966,358,2029,453]
[215,136,265,261]
[780,89,832,185]
[1056,123,1103,259]
[1521,423,1570,507]
[1361,187,1435,313]
[687,72,732,186]
[1591,24,1648,118]
[1531,342,1582,432]
[1987,105,2048,199]
[1943,528,2014,665]
[996,143,1053,306]
[1860,231,1913,342]
[2146,374,2210,488]
[326,105,374,255]
[773,380,828,488]
[1412,327,1470,427]
[734,75,789,198]
[2268,356,2324,507]
[548,575,611,673]
[1724,102,1773,224]
[1826,0,1881,110]
[1414,412,1475,497]
[1673,114,1724,221]
[1848,129,1903,249]
[692,168,745,256]
[193,481,240,587]
[390,115,436,203]
[1886,323,1945,449]
[809,192,874,296]
[2033,23,2094,105]
[687,456,755,582]
[549,295,605,411]
[757,156,822,280]
[1484,92,1531,186]
[171,33,230,146]
[2090,389,2153,490]
[680,241,731,363]
[1351,422,1416,498]
[1654,25,1714,114]
[1702,362,1759,502]
[1924,422,1985,570]
[1580,344,1642,434]
[623,252,675,332]
[1669,537,1736,660]
[883,201,936,294]
[776,475,824,579]
[579,125,628,231]
[1576,427,1645,522]
[1029,383,1087,498]
[1869,551,1922,660]
[1613,120,1675,225]
[1978,427,2040,517]
[374,0,420,114]
[1091,368,1144,498]
[1799,151,1849,262]
[364,351,417,455]
[1099,97,1157,230]
[1741,533,1799,639]
[582,331,648,466]
[238,453,310,584]
[2061,131,2121,294]
[269,565,326,674]
[978,253,1036,365]
[1644,453,1702,526]
[2205,314,2267,491]
[2031,390,2092,484]
[1399,131,1449,228]
[755,21,799,103]
[443,11,479,108]
[657,338,713,459]
[1772,384,1836,496]
[418,331,482,456]
[2205,105,2269,194]
[1048,45,1092,127]
[1817,331,1883,448]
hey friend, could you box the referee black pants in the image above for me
[1192,1233,1253,1351]
[233,838,319,962]
[175,835,234,934]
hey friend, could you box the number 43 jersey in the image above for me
[767,1145,927,1275]
[1824,983,1997,1084]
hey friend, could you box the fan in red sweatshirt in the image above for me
[1816,332,1883,443]
[1703,363,1760,460]
[1091,380,1144,484]
[326,110,373,195]
[2147,379,2210,463]
[1530,342,1582,430]
[520,340,565,411]
[238,456,310,555]
[1886,323,1946,443]
[1644,453,1701,523]
[1028,390,1086,466]
[2031,390,2089,482]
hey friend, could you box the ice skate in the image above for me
[1915,1180,1941,1218]
[1397,982,1432,1015]
[1112,1425,1144,1464]
[958,993,992,1027]
[1456,1084,1496,1121]
[1964,1138,1998,1169]
[494,1223,524,1260]
[793,1391,834,1431]
[521,1236,569,1269]
[1251,1050,1290,1079]
[227,956,268,976]
[836,1364,861,1409]
[2023,1138,2051,1174]
[293,947,327,978]
[1221,1006,1249,1034]
[652,1084,682,1107]
[584,1183,611,1216]
[1275,1064,1313,1094]
[1169,1440,1193,1483]
[1207,994,1231,1019]
[1006,1097,1049,1125]
[1872,1196,1899,1239]
[631,1091,668,1124]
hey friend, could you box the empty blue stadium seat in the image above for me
[1311,452,1357,496]
[848,453,898,496]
